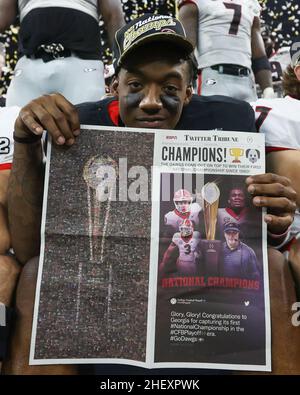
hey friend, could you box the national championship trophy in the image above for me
[200,182,222,276]
[82,154,118,328]
[83,154,118,263]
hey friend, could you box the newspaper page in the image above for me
[30,126,270,371]
[151,130,270,371]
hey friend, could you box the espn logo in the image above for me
[0,303,5,326]
[166,136,177,140]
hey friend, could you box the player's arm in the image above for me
[251,16,274,98]
[8,94,80,265]
[0,0,17,32]
[178,1,198,48]
[159,242,178,274]
[98,0,125,50]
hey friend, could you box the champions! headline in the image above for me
[161,276,260,290]
[161,147,227,162]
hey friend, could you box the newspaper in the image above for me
[30,125,270,371]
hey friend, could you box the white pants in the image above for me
[6,55,105,106]
[199,67,257,102]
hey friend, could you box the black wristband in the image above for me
[0,304,13,361]
[13,132,42,144]
[251,55,271,74]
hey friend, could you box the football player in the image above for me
[178,0,274,101]
[164,189,201,232]
[251,39,300,297]
[160,219,201,276]
[260,21,289,97]
[251,39,300,248]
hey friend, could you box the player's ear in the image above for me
[294,65,300,81]
[184,85,193,106]
[111,78,119,97]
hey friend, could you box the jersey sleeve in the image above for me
[249,0,261,18]
[251,98,300,151]
[164,212,171,226]
[172,233,180,246]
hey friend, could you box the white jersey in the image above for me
[179,0,261,69]
[164,202,201,231]
[172,231,201,263]
[269,47,290,82]
[18,0,99,21]
[0,106,20,171]
[251,96,300,150]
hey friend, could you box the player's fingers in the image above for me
[40,97,75,146]
[246,173,291,187]
[53,93,80,136]
[16,106,44,137]
[20,101,66,145]
[252,196,297,213]
[248,183,297,201]
[264,213,294,233]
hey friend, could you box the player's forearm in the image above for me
[0,0,17,32]
[179,4,198,48]
[0,204,10,253]
[255,69,273,91]
[8,141,44,265]
[100,0,125,50]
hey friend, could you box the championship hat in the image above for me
[113,13,194,72]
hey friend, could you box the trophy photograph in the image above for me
[82,153,118,328]
[201,182,222,275]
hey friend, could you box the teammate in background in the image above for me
[0,0,125,106]
[160,219,201,276]
[221,222,260,279]
[260,21,290,97]
[251,38,300,296]
[178,0,274,101]
[164,189,201,233]
[0,106,20,370]
[251,39,300,248]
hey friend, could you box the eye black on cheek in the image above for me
[125,92,144,107]
[161,95,181,114]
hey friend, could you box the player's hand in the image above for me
[14,93,80,146]
[246,174,296,235]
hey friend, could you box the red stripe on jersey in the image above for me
[108,100,120,126]
[266,147,294,153]
[279,236,296,253]
[174,209,190,219]
[181,235,193,242]
[0,163,12,171]
[225,207,248,220]
[197,72,202,95]
[178,0,196,9]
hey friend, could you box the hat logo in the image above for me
[123,19,176,51]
